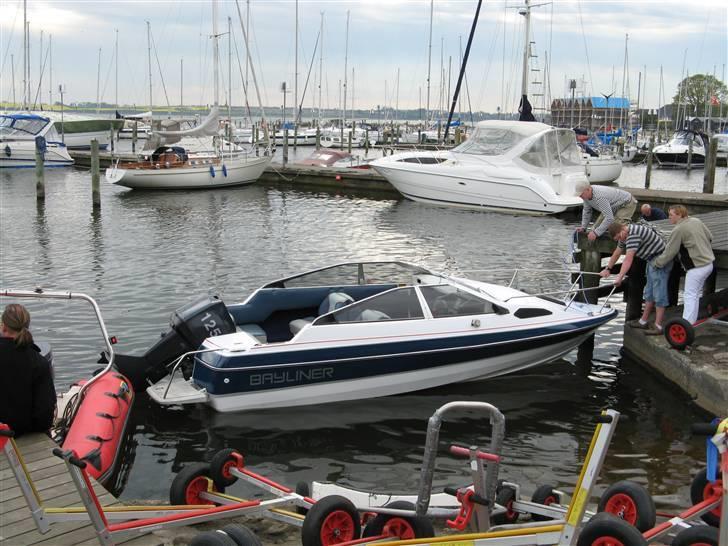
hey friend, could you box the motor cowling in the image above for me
[115,295,236,391]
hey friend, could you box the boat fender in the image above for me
[222,164,228,177]
[4,145,10,157]
[209,165,216,178]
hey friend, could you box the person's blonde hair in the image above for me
[669,205,689,218]
[2,304,33,348]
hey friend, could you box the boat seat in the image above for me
[236,323,267,343]
[357,309,391,322]
[289,291,354,335]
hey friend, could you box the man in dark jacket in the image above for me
[640,204,667,222]
[0,304,56,436]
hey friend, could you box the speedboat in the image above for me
[113,262,618,413]
[653,130,708,167]
[370,120,585,215]
[580,146,623,184]
[0,113,73,168]
[105,145,271,190]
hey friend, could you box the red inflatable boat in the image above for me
[61,369,134,485]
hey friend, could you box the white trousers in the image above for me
[683,262,714,324]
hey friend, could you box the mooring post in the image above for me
[455,127,462,145]
[365,129,369,155]
[282,129,289,166]
[316,126,321,150]
[109,123,115,154]
[579,238,602,305]
[645,136,655,189]
[347,131,352,153]
[624,258,647,321]
[35,145,45,202]
[418,129,422,145]
[91,139,101,209]
[703,137,718,194]
[132,121,138,154]
[686,139,693,173]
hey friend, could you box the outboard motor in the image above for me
[115,295,236,391]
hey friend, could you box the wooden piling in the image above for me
[35,147,45,202]
[703,137,718,194]
[645,137,655,189]
[580,243,602,305]
[455,127,462,145]
[283,129,289,166]
[365,129,369,155]
[109,124,115,154]
[132,122,138,154]
[686,139,693,173]
[91,139,101,208]
[316,126,321,150]
[347,131,352,153]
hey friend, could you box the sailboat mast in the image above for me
[342,10,349,132]
[294,0,298,125]
[39,30,43,105]
[228,16,232,118]
[426,0,433,123]
[22,0,26,108]
[11,54,16,107]
[96,47,101,113]
[318,11,324,124]
[147,21,152,112]
[212,0,219,107]
[520,0,530,97]
[620,33,628,130]
[49,34,52,107]
[114,30,118,109]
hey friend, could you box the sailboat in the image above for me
[105,1,271,190]
[370,0,586,214]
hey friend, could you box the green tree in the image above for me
[672,74,728,117]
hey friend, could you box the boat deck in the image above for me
[0,432,158,545]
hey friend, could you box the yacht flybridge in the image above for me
[371,121,586,215]
[113,262,619,413]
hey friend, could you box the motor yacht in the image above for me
[370,120,585,215]
[653,130,708,167]
[112,262,618,413]
[0,113,73,168]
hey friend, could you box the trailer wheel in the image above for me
[170,462,222,506]
[530,484,559,521]
[689,469,722,527]
[221,524,262,546]
[296,481,311,515]
[492,485,519,525]
[664,317,694,350]
[210,448,241,488]
[671,525,719,546]
[190,530,238,546]
[362,501,434,540]
[576,512,647,546]
[598,480,656,531]
[301,495,361,546]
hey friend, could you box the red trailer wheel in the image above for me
[598,481,656,532]
[301,495,361,546]
[671,525,719,546]
[576,512,647,546]
[689,469,722,527]
[664,317,694,350]
[530,484,559,521]
[170,462,222,506]
[362,501,434,539]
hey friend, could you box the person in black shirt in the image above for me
[0,304,56,436]
[640,204,667,222]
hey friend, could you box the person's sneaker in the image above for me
[627,319,649,329]
[644,326,663,335]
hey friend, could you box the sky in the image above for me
[1,0,726,117]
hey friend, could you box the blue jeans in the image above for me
[644,260,673,308]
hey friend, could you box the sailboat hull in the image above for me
[105,155,271,189]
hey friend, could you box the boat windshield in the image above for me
[0,116,49,137]
[452,126,527,155]
[518,129,582,168]
[669,132,702,147]
[321,287,425,323]
[264,262,429,289]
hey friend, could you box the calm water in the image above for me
[0,163,719,512]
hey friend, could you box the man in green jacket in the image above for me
[653,205,715,324]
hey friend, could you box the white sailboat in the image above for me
[105,1,271,190]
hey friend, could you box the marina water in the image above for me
[1,163,725,511]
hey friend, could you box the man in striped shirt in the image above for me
[601,222,673,334]
[574,181,637,241]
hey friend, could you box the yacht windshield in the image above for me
[519,129,582,168]
[452,126,528,155]
[0,116,48,138]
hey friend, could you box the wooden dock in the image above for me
[1,433,156,545]
[576,210,728,416]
